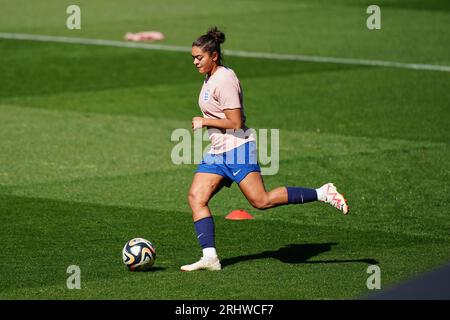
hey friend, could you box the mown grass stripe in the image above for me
[1,32,450,73]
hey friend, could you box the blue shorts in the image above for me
[196,141,261,187]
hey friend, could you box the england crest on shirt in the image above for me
[203,89,210,102]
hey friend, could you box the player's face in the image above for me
[192,46,218,75]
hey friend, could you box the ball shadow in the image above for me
[130,266,167,272]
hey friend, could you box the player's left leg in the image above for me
[238,172,348,214]
[181,172,226,272]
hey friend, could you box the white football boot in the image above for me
[180,256,222,272]
[319,183,349,215]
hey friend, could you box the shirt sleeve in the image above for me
[215,77,242,110]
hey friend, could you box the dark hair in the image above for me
[192,26,226,64]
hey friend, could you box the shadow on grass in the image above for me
[221,243,378,268]
[131,267,167,272]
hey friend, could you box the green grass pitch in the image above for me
[0,0,449,299]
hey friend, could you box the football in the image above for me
[122,238,156,271]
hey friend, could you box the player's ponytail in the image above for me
[192,26,225,64]
[207,27,225,45]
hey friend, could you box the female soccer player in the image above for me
[181,27,348,272]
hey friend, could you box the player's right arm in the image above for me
[192,108,242,131]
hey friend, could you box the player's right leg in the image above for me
[181,172,225,272]
[238,173,348,214]
[316,182,349,214]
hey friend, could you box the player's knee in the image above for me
[187,191,207,210]
[249,196,271,210]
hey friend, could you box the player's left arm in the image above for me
[192,108,242,130]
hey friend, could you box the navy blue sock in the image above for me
[194,216,215,249]
[286,187,318,204]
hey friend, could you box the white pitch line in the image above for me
[1,32,450,73]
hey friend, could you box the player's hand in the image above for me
[192,117,204,130]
